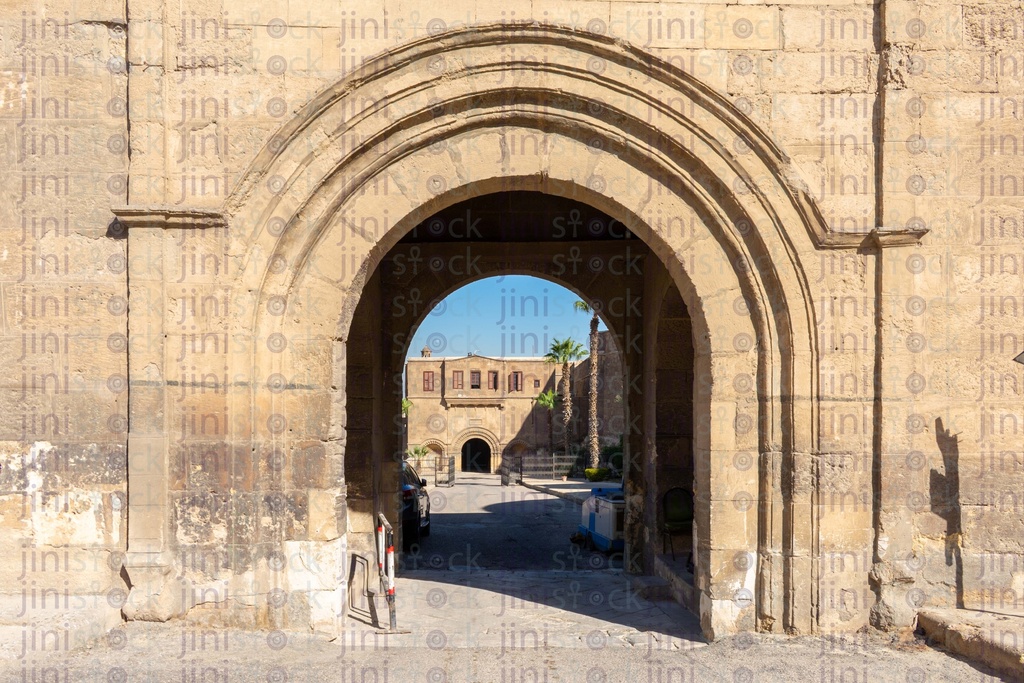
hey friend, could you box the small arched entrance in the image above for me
[461,438,491,473]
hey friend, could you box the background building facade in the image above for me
[405,331,626,476]
[406,353,559,474]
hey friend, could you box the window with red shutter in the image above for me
[470,370,481,389]
[488,371,498,390]
[423,371,434,392]
[452,370,463,389]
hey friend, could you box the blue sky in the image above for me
[406,275,606,358]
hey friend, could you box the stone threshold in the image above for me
[653,552,697,615]
[918,608,1024,680]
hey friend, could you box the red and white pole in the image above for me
[376,519,385,576]
[377,513,399,632]
[385,536,397,631]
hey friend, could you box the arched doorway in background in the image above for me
[461,438,491,473]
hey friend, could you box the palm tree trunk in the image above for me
[548,411,554,458]
[588,312,599,469]
[561,361,572,460]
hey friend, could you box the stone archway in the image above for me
[460,439,492,474]
[114,24,850,640]
[421,440,444,458]
[410,439,444,475]
[450,428,500,475]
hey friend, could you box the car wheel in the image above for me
[403,519,421,551]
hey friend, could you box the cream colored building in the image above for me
[405,330,625,475]
[406,352,559,474]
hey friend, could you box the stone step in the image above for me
[628,575,671,600]
[653,554,698,614]
[918,608,1024,680]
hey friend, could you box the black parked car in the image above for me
[401,461,431,549]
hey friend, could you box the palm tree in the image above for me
[406,444,429,459]
[574,300,600,469]
[544,337,587,460]
[405,443,430,472]
[401,398,413,457]
[536,389,558,457]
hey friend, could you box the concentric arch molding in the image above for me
[112,24,926,250]
[110,22,929,638]
[204,22,921,252]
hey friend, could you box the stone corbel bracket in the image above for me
[867,226,930,249]
[816,225,930,250]
[112,205,228,229]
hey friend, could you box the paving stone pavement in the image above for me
[2,567,1002,682]
[348,568,705,651]
[4,610,1000,683]
[1,475,1004,681]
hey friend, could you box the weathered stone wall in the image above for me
[872,0,1024,629]
[0,0,131,658]
[2,0,1022,649]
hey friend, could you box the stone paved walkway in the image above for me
[2,475,1003,681]
[348,568,704,651]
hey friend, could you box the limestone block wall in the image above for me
[1,0,1022,647]
[0,0,131,657]
[873,0,1024,627]
[127,0,882,229]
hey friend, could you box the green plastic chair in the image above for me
[661,487,694,559]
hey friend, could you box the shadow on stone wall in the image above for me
[930,417,963,609]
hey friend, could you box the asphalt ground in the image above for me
[401,472,622,572]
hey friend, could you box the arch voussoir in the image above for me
[124,24,827,642]
[237,28,822,639]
